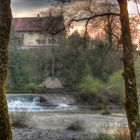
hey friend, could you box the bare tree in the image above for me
[0,0,13,139]
[50,0,139,139]
[117,1,139,139]
[36,10,66,80]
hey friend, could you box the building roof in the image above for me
[13,15,65,34]
[13,17,41,31]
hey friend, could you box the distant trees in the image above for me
[1,0,139,139]
[8,29,122,91]
[38,9,66,80]
[51,0,139,139]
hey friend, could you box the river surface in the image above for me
[6,94,78,112]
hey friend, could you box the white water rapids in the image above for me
[6,94,78,112]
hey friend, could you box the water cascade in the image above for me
[7,94,78,112]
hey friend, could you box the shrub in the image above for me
[10,112,31,128]
[94,134,116,140]
[76,92,108,107]
[91,103,105,110]
[107,70,124,95]
[134,57,140,90]
[97,121,129,140]
[25,83,37,92]
[66,120,85,131]
[80,75,105,93]
[107,70,124,105]
[102,107,111,115]
[39,96,47,102]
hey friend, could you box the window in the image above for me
[16,33,24,45]
[36,39,46,45]
[48,37,56,44]
[29,32,33,35]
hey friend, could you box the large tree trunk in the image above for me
[117,0,139,140]
[0,0,13,139]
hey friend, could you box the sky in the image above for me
[11,0,50,17]
[11,0,140,17]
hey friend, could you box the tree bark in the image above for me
[0,0,13,139]
[117,0,139,140]
[51,36,55,80]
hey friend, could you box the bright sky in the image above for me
[11,0,140,17]
[11,0,140,37]
[128,0,140,15]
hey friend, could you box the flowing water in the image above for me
[6,94,78,112]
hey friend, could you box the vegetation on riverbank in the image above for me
[8,31,140,110]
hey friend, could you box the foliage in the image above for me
[66,120,85,131]
[134,55,140,90]
[86,40,122,81]
[94,134,128,140]
[95,121,129,140]
[94,135,117,140]
[8,30,123,92]
[8,29,67,92]
[80,75,104,93]
[25,83,38,93]
[56,32,87,88]
[10,112,31,128]
[8,48,42,92]
[105,70,124,105]
[79,63,105,93]
[77,92,108,107]
[78,68,124,106]
[107,70,124,95]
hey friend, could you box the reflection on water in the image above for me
[7,94,78,112]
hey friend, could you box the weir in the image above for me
[6,94,78,112]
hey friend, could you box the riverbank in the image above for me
[12,112,127,140]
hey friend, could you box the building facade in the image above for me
[13,15,65,49]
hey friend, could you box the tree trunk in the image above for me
[0,0,13,139]
[117,0,139,140]
[107,16,113,47]
[51,36,55,80]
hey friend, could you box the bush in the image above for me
[25,83,38,92]
[10,112,31,128]
[95,133,129,140]
[134,57,140,89]
[39,96,47,102]
[96,121,129,140]
[90,103,105,110]
[107,70,124,105]
[94,134,116,140]
[76,92,108,107]
[107,70,124,95]
[66,120,85,131]
[102,107,111,115]
[80,75,105,93]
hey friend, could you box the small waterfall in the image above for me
[56,103,78,110]
[32,97,40,105]
[7,94,78,112]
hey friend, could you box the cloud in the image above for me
[11,0,50,11]
[11,0,140,17]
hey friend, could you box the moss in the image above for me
[0,0,13,139]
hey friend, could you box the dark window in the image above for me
[36,39,46,45]
[16,33,24,46]
[48,37,56,44]
[29,32,33,35]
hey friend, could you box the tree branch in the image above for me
[48,12,119,36]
